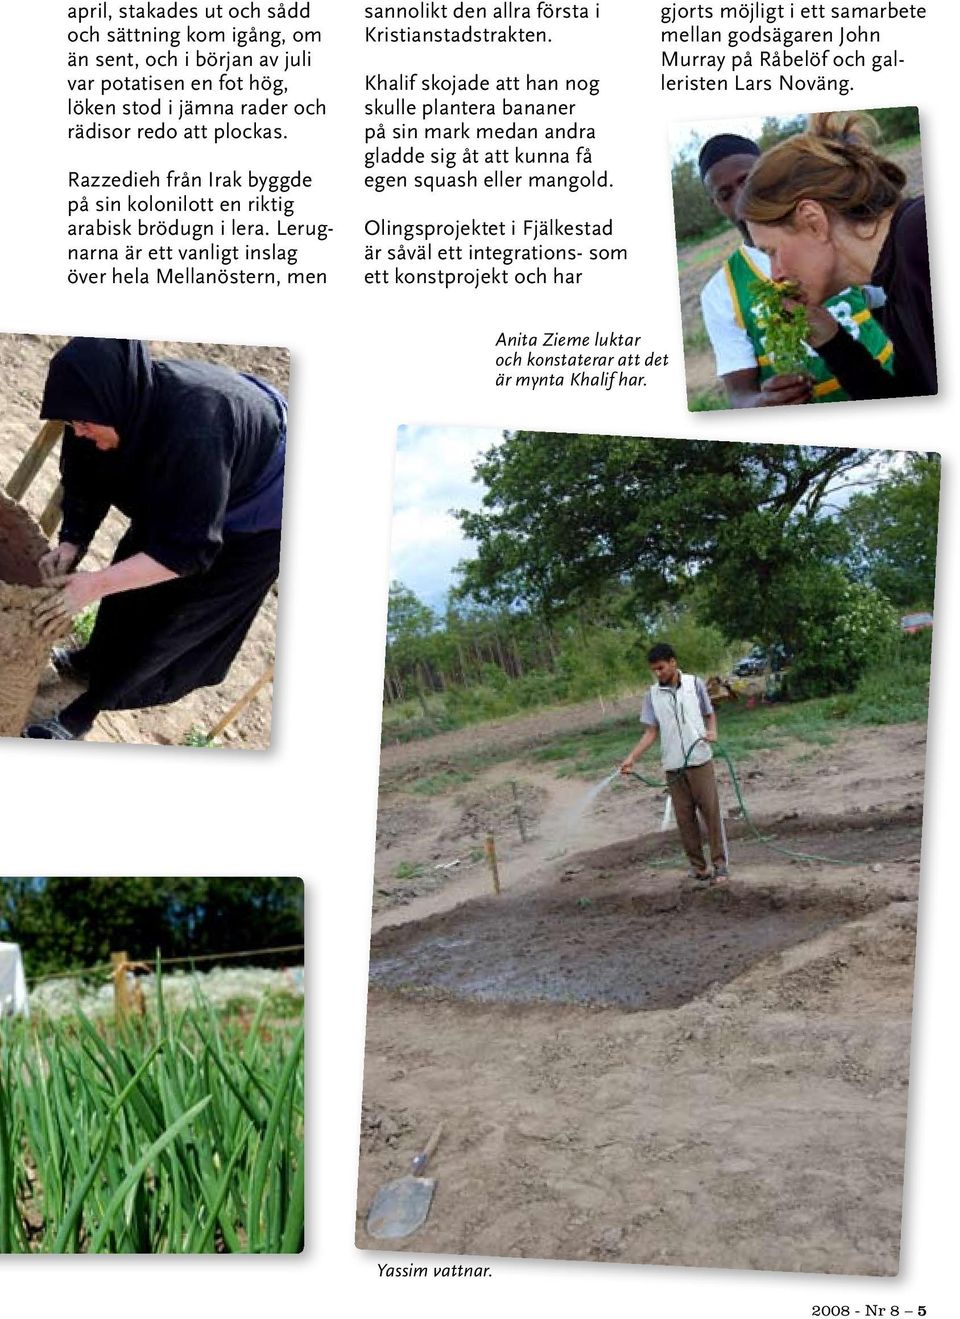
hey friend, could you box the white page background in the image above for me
[0,1,955,1313]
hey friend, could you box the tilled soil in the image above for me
[359,719,927,1274]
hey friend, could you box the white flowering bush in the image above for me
[30,965,303,1020]
[786,579,899,698]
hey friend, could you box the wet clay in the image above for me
[0,492,68,736]
[0,585,71,735]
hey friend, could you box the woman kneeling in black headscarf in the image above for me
[24,338,285,740]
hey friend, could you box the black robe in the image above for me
[40,338,285,711]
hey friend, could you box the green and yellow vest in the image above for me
[723,246,895,403]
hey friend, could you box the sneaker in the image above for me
[51,646,90,684]
[21,716,80,741]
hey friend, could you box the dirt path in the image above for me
[0,335,285,748]
[358,722,926,1273]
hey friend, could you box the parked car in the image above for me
[733,650,767,677]
[731,642,791,679]
[900,612,933,634]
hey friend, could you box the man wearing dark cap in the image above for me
[697,133,890,408]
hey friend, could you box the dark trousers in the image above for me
[666,760,726,874]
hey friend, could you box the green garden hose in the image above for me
[627,738,851,868]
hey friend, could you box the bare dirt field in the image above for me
[0,334,286,748]
[358,705,926,1274]
[679,141,924,408]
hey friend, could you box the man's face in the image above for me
[704,152,758,236]
[650,657,679,685]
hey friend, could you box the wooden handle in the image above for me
[412,1120,444,1173]
[206,662,275,740]
[420,1121,444,1162]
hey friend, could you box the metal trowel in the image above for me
[366,1122,444,1240]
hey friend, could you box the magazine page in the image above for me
[0,1,954,1316]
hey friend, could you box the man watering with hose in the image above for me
[620,643,729,887]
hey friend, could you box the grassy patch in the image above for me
[525,701,840,783]
[529,719,637,779]
[676,223,733,265]
[823,632,931,725]
[688,389,728,412]
[71,605,99,647]
[408,769,475,796]
[683,323,711,354]
[182,725,214,748]
[394,860,427,880]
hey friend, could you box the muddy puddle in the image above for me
[369,808,924,1011]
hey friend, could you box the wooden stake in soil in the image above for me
[6,422,64,503]
[111,951,132,1023]
[205,662,275,741]
[39,483,64,538]
[510,780,529,843]
[484,833,501,896]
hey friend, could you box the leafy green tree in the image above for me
[671,152,720,243]
[701,512,851,655]
[757,115,806,150]
[455,434,874,617]
[867,106,920,144]
[386,581,436,644]
[842,455,940,609]
[785,579,900,698]
[701,512,898,695]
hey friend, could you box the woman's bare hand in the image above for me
[30,585,74,640]
[38,542,80,582]
[785,298,840,349]
[32,572,104,638]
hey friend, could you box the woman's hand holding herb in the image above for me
[784,298,840,349]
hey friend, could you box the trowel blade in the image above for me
[366,1174,437,1239]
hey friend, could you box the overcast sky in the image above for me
[390,424,502,610]
[669,115,788,162]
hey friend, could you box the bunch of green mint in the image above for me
[751,279,811,377]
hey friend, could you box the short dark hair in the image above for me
[698,133,760,181]
[647,642,676,663]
